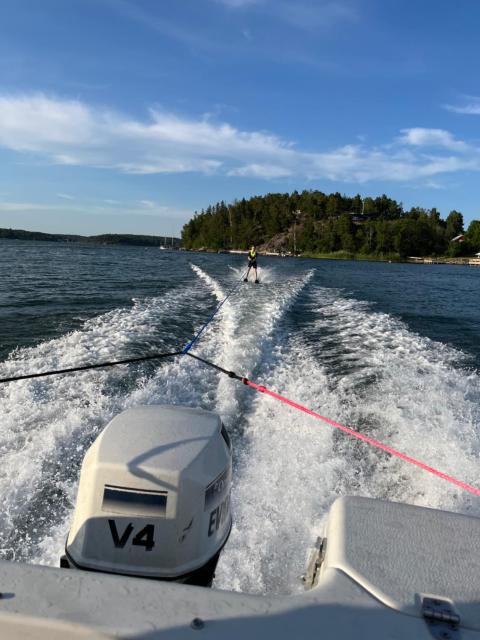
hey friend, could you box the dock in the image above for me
[407,257,480,266]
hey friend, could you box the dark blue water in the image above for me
[1,241,479,365]
[313,259,480,366]
[0,239,479,594]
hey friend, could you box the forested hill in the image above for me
[181,191,480,258]
[0,228,181,248]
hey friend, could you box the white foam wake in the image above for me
[215,283,480,594]
[186,265,314,425]
[0,285,199,563]
[2,262,479,603]
[306,286,480,512]
[215,340,345,595]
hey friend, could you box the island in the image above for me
[181,191,480,263]
[0,229,181,248]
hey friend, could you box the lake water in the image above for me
[0,239,479,594]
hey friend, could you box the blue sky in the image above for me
[0,0,480,236]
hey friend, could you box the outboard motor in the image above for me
[61,405,232,587]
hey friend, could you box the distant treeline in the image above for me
[0,228,181,248]
[181,191,480,258]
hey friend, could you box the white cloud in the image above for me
[0,93,480,185]
[138,199,169,213]
[53,154,83,165]
[228,163,293,178]
[0,94,95,152]
[424,180,447,190]
[399,127,469,152]
[444,97,480,115]
[57,193,75,200]
[139,199,156,208]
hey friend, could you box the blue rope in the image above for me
[182,272,246,354]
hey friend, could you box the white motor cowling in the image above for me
[62,405,232,586]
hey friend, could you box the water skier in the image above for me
[244,245,259,283]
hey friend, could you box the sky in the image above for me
[0,0,480,237]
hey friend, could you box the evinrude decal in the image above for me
[204,466,232,511]
[208,494,230,537]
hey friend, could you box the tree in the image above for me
[317,219,337,252]
[445,210,464,240]
[428,208,441,224]
[362,197,376,218]
[325,194,339,218]
[180,190,465,258]
[336,214,355,252]
[375,220,395,255]
[394,219,435,257]
[299,218,316,252]
[374,194,402,220]
[352,194,363,214]
[466,220,480,251]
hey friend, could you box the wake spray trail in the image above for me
[0,285,205,564]
[183,265,314,426]
[4,261,479,599]
[216,283,480,595]
[305,286,480,512]
[215,338,344,595]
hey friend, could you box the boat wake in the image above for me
[0,263,479,598]
[216,282,480,594]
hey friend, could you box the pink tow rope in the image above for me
[243,378,480,498]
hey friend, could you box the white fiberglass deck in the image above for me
[1,496,480,639]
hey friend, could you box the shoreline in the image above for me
[4,237,479,266]
[189,248,480,266]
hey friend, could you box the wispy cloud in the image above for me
[0,94,94,152]
[424,180,448,190]
[444,96,480,115]
[64,81,110,92]
[277,1,357,30]
[0,93,480,185]
[213,0,357,30]
[228,163,293,178]
[57,192,75,200]
[103,0,216,50]
[105,0,354,71]
[139,199,156,208]
[398,127,469,152]
[214,0,263,7]
[0,198,188,222]
[138,199,169,213]
[0,201,60,212]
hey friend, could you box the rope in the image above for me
[182,271,247,354]
[184,353,480,498]
[0,268,246,382]
[186,352,240,378]
[242,378,480,498]
[1,266,479,499]
[0,350,183,384]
